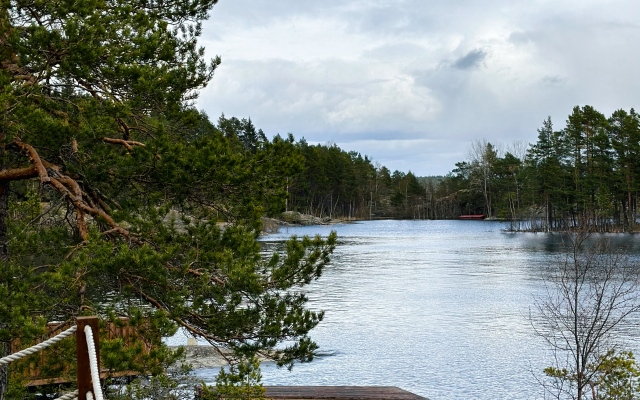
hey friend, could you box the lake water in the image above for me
[193,220,640,400]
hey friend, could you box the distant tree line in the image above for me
[216,115,429,220]
[287,141,426,220]
[434,105,640,232]
[222,105,640,232]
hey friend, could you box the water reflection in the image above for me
[194,221,640,400]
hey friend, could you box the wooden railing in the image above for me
[10,317,152,387]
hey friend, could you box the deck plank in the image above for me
[264,386,427,400]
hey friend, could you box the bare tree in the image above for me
[533,233,640,400]
[467,139,500,217]
[507,140,528,162]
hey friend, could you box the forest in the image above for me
[429,106,640,232]
[277,105,640,233]
[2,0,639,397]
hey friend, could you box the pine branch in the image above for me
[102,137,146,151]
[11,138,140,243]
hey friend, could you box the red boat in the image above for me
[459,214,486,220]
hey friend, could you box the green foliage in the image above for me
[286,141,429,220]
[594,350,640,400]
[200,357,266,400]
[0,0,337,396]
[545,350,640,400]
[107,370,197,400]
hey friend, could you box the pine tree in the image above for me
[526,117,567,230]
[609,109,640,231]
[0,1,336,397]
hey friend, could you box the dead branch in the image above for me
[75,78,100,99]
[82,181,119,212]
[76,206,87,239]
[51,175,136,241]
[81,192,97,210]
[90,191,111,213]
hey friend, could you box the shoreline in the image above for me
[173,345,231,369]
[173,345,276,369]
[262,211,348,233]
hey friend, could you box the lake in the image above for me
[193,219,640,400]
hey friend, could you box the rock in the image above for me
[175,345,231,368]
[280,211,325,225]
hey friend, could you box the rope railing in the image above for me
[0,325,78,365]
[0,317,104,400]
[83,324,104,400]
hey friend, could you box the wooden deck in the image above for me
[264,386,427,400]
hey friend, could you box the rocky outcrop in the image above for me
[177,345,231,368]
[279,211,333,225]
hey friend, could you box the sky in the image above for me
[196,0,640,176]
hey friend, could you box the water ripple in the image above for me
[219,220,640,399]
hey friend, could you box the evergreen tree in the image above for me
[608,109,640,231]
[525,117,568,230]
[0,1,336,397]
[562,106,609,227]
[217,115,268,153]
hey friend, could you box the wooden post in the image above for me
[76,316,100,400]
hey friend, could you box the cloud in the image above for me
[200,57,441,140]
[452,49,487,70]
[540,75,566,86]
[198,0,640,176]
[508,31,537,45]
